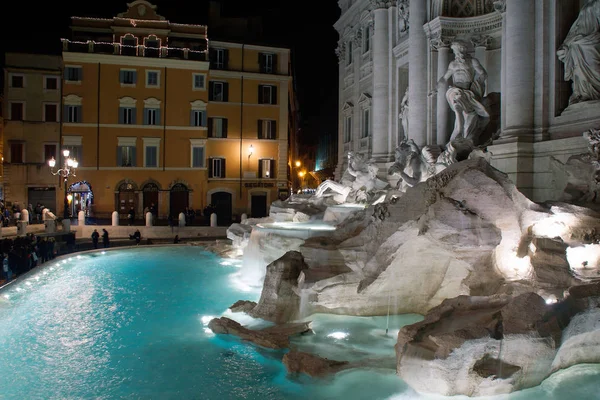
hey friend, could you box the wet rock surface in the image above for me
[282,350,349,377]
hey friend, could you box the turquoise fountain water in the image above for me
[0,247,598,400]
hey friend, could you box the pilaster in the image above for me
[407,0,428,148]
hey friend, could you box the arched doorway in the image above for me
[170,183,189,217]
[142,182,160,215]
[68,181,93,217]
[211,191,232,225]
[117,181,138,218]
[250,191,268,218]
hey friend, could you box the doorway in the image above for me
[143,182,160,216]
[250,192,268,218]
[210,191,232,225]
[170,183,189,217]
[117,182,137,218]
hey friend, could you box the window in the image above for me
[209,81,228,102]
[192,146,205,168]
[117,146,136,167]
[64,105,82,123]
[210,48,228,69]
[209,157,226,178]
[258,119,277,139]
[362,108,370,138]
[10,74,24,88]
[259,159,276,179]
[208,118,228,138]
[63,145,83,166]
[344,115,352,143]
[119,107,136,124]
[363,26,371,53]
[10,102,24,121]
[258,85,277,105]
[146,70,159,87]
[44,104,58,122]
[45,76,58,90]
[143,108,160,125]
[64,66,82,82]
[44,144,57,163]
[190,110,207,127]
[347,41,353,66]
[10,143,24,163]
[193,73,206,90]
[145,146,158,167]
[120,69,137,85]
[259,53,277,74]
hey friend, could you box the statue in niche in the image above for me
[398,0,409,35]
[399,86,409,137]
[434,41,490,146]
[315,152,388,204]
[550,127,600,205]
[557,0,600,106]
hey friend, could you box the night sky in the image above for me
[1,0,340,151]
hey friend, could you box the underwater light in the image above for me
[327,331,349,340]
[3,294,9,299]
[201,316,214,326]
[101,251,106,255]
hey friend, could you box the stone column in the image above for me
[472,35,490,96]
[502,0,535,139]
[434,39,451,145]
[408,0,428,147]
[371,1,391,161]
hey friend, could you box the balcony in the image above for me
[61,39,208,62]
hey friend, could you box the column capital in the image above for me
[370,0,396,10]
[471,34,492,48]
[493,0,506,13]
[429,33,453,50]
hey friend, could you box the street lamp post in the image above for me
[48,149,78,220]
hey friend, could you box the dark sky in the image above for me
[0,0,340,147]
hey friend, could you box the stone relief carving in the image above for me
[493,0,505,13]
[471,35,492,48]
[335,42,346,62]
[398,0,409,36]
[370,0,397,9]
[398,85,409,136]
[353,30,363,47]
[550,127,600,205]
[557,0,600,106]
[360,62,373,79]
[433,41,490,145]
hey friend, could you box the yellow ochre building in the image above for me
[57,0,294,223]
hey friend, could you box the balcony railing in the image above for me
[61,39,207,62]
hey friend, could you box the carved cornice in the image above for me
[429,32,453,50]
[370,0,397,10]
[353,30,363,46]
[424,14,503,50]
[471,34,492,48]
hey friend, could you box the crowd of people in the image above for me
[1,233,58,283]
[1,202,50,227]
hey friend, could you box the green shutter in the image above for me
[270,159,276,178]
[118,107,124,124]
[117,146,123,166]
[272,86,277,105]
[258,85,264,104]
[257,119,263,139]
[272,54,278,74]
[131,147,137,167]
[222,119,228,138]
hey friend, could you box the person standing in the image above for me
[102,229,110,248]
[91,229,100,249]
[128,207,135,226]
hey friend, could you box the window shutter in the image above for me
[190,110,195,126]
[117,146,123,166]
[208,158,213,177]
[119,107,124,124]
[272,121,277,139]
[209,48,216,68]
[259,53,264,72]
[201,111,207,127]
[272,87,278,105]
[221,158,226,178]
[78,68,83,81]
[63,69,68,80]
[131,147,137,167]
[257,120,263,139]
[258,159,263,178]
[76,145,83,166]
[76,106,82,122]
[131,108,137,124]
[270,159,276,178]
[63,105,69,122]
[223,49,229,69]
[143,108,149,125]
[155,109,161,125]
[258,85,264,104]
[207,118,213,137]
[272,54,278,74]
[208,81,214,100]
[223,82,229,102]
[132,71,137,84]
[119,70,125,84]
[222,119,228,138]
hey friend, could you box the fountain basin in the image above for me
[256,221,337,240]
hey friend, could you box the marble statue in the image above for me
[316,152,387,204]
[399,86,409,137]
[435,41,490,145]
[550,127,600,204]
[398,0,409,35]
[557,0,600,105]
[388,140,443,191]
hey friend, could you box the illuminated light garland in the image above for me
[68,180,94,201]
[61,39,208,53]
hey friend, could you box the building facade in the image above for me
[335,0,600,202]
[54,0,293,223]
[2,53,63,212]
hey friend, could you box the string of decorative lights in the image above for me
[61,39,208,53]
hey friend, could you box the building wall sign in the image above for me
[244,182,275,188]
